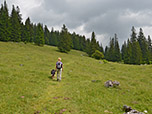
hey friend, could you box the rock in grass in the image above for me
[92,80,97,82]
[105,80,113,87]
[20,64,24,66]
[112,80,120,86]
[123,105,145,114]
[104,80,120,87]
[99,61,102,64]
[123,105,132,112]
[91,80,101,83]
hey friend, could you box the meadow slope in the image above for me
[0,42,152,114]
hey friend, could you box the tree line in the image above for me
[121,27,152,64]
[0,2,103,55]
[0,1,152,65]
[105,27,152,64]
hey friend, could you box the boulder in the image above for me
[104,80,120,87]
[113,80,120,87]
[105,80,113,87]
[123,105,145,114]
[123,105,132,112]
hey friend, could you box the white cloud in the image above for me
[1,0,152,47]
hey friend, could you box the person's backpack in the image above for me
[51,69,56,75]
[57,62,62,69]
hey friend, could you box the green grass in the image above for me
[0,42,152,114]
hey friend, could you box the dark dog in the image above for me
[51,69,56,79]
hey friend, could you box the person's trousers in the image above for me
[57,68,62,80]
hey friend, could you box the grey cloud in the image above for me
[2,0,152,46]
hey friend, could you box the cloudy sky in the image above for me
[1,0,152,47]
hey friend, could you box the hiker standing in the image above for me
[56,57,63,81]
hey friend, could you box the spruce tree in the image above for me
[90,32,100,56]
[106,35,121,62]
[124,39,132,64]
[138,28,149,63]
[104,46,109,60]
[148,35,152,61]
[44,25,50,45]
[134,41,142,64]
[23,17,31,42]
[114,34,121,61]
[33,24,37,43]
[21,22,26,42]
[35,23,45,46]
[71,32,80,50]
[0,1,11,41]
[121,41,127,61]
[54,30,60,46]
[99,43,104,53]
[50,28,58,46]
[130,26,142,64]
[58,24,72,53]
[29,23,34,42]
[108,38,115,61]
[85,39,91,56]
[10,5,22,42]
[79,35,86,51]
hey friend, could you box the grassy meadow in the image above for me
[0,42,152,114]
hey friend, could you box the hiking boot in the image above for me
[57,79,61,82]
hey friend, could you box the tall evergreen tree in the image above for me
[79,35,86,51]
[10,5,22,42]
[35,23,45,46]
[21,20,34,43]
[24,17,32,42]
[148,35,152,61]
[130,26,137,43]
[21,22,26,42]
[29,23,34,42]
[106,35,121,62]
[49,28,58,46]
[58,24,72,53]
[71,32,80,50]
[33,24,37,43]
[89,32,100,56]
[108,38,115,61]
[104,46,109,60]
[0,1,11,41]
[99,43,104,53]
[16,6,22,23]
[121,41,127,61]
[44,25,50,45]
[85,39,91,55]
[114,34,121,61]
[130,26,142,64]
[138,28,149,63]
[124,39,132,64]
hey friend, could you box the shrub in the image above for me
[92,50,104,60]
[103,59,108,63]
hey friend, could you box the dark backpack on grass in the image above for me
[51,69,56,75]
